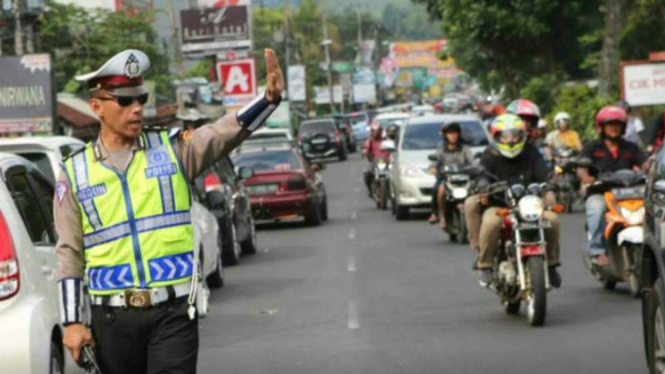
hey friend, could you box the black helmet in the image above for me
[441,122,461,133]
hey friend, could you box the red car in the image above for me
[231,145,328,226]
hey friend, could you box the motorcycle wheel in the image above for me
[526,257,547,327]
[379,180,388,210]
[565,192,574,213]
[448,211,459,243]
[505,300,521,315]
[645,280,665,374]
[459,210,469,244]
[623,244,642,298]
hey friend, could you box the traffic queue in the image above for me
[353,96,665,371]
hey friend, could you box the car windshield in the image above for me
[377,117,406,129]
[401,120,487,150]
[18,152,55,182]
[299,121,335,134]
[232,150,303,172]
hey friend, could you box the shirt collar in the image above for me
[92,133,146,162]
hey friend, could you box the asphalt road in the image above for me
[198,154,646,374]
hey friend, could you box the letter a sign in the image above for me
[216,58,257,107]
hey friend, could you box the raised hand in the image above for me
[264,49,284,103]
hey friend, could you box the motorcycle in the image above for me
[583,169,646,297]
[428,157,471,243]
[551,146,580,213]
[371,139,396,210]
[475,173,563,327]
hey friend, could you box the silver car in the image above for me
[390,114,488,220]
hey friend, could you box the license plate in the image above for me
[248,184,278,195]
[612,186,645,200]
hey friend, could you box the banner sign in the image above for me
[181,5,252,55]
[216,58,257,107]
[621,61,665,106]
[0,54,53,134]
[287,65,306,102]
[313,85,343,104]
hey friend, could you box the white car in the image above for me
[390,115,489,220]
[374,112,410,130]
[410,104,436,117]
[0,152,84,374]
[241,128,294,149]
[0,136,85,183]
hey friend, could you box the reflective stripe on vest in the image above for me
[64,131,194,296]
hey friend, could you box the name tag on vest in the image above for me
[145,163,177,178]
[77,184,107,200]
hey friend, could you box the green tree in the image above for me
[37,1,171,99]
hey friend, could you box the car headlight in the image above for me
[401,164,424,178]
[620,206,644,226]
[518,195,545,222]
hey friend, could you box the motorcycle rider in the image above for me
[506,99,541,133]
[464,114,562,287]
[427,122,474,228]
[362,122,390,195]
[578,106,648,267]
[545,111,582,151]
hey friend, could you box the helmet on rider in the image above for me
[441,122,462,145]
[506,99,541,131]
[488,114,527,159]
[554,111,571,130]
[595,105,627,141]
[370,121,382,139]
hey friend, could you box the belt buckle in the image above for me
[124,289,152,308]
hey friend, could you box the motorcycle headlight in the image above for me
[401,164,424,178]
[452,187,468,199]
[377,161,387,170]
[518,195,545,222]
[620,206,645,226]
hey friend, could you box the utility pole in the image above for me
[599,0,621,96]
[284,0,290,84]
[167,0,184,74]
[321,13,334,114]
[25,22,33,54]
[356,8,362,63]
[13,0,23,55]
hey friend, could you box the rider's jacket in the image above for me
[434,142,473,175]
[479,143,549,206]
[581,138,646,174]
[545,129,582,150]
[363,136,390,161]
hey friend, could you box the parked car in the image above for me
[373,113,410,130]
[231,145,328,226]
[298,119,347,161]
[189,189,225,290]
[194,156,258,266]
[0,136,85,183]
[640,146,665,373]
[0,152,85,374]
[390,115,489,220]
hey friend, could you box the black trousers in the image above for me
[91,297,198,374]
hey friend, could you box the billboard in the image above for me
[287,65,306,102]
[0,54,54,134]
[313,85,343,105]
[621,62,665,106]
[181,5,252,56]
[216,58,257,107]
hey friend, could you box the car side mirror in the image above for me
[238,167,254,180]
[206,190,225,210]
[380,139,396,152]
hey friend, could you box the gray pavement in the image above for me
[198,154,646,374]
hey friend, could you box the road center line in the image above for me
[347,254,356,272]
[348,301,360,329]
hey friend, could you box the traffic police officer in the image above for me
[55,48,284,373]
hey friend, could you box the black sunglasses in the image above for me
[96,93,149,107]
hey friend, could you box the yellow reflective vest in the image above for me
[63,131,194,296]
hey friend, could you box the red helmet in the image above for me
[595,105,627,134]
[506,99,541,119]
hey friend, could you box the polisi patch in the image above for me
[124,53,141,78]
[145,163,177,178]
[77,184,107,201]
[147,146,170,166]
[55,182,68,204]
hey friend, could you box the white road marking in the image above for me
[348,229,356,240]
[347,254,356,272]
[348,301,360,329]
[351,211,358,220]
